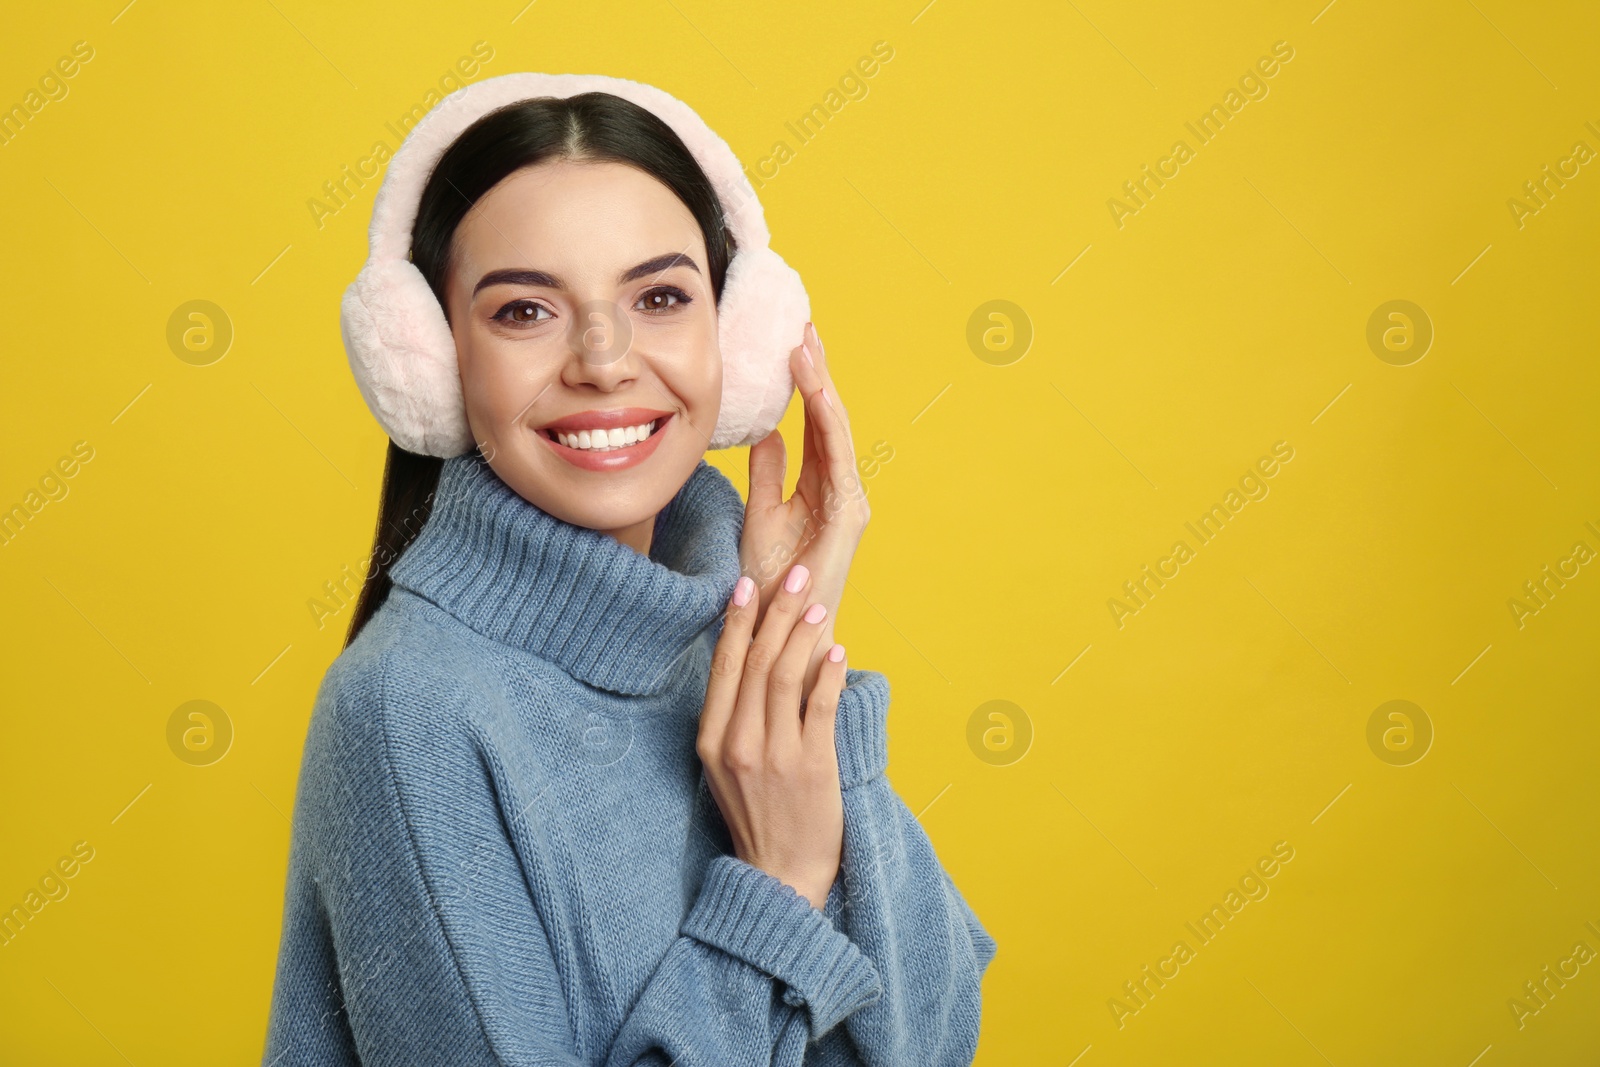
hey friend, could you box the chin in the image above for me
[494,436,701,535]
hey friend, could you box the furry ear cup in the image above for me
[709,245,808,449]
[340,72,808,458]
[341,258,474,457]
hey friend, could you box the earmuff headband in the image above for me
[341,72,809,457]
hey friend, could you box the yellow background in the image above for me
[2,1,1597,1062]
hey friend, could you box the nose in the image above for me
[560,298,638,391]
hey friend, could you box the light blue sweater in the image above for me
[263,452,996,1065]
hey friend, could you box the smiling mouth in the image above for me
[540,417,666,453]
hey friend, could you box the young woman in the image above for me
[264,81,995,1066]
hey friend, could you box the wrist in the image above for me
[775,865,836,911]
[735,853,836,911]
[796,881,830,911]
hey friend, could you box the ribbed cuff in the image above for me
[682,854,882,1040]
[835,669,889,789]
[823,870,847,924]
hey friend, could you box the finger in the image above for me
[736,562,812,727]
[790,332,825,408]
[791,338,858,513]
[793,325,846,441]
[803,643,847,763]
[805,321,850,430]
[790,344,823,484]
[767,600,830,744]
[746,428,787,517]
[802,368,863,515]
[807,318,828,363]
[699,575,758,749]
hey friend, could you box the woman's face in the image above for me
[443,158,722,551]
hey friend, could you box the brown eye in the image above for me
[636,286,692,314]
[494,300,550,327]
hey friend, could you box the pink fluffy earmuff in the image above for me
[340,72,810,457]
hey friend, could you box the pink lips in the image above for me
[535,408,674,472]
[537,406,675,435]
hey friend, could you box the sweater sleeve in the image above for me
[263,654,881,1067]
[612,854,883,1065]
[815,668,999,1066]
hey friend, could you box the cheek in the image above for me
[460,339,550,424]
[648,312,722,421]
[678,337,722,424]
[701,343,723,407]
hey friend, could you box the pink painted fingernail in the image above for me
[827,643,845,662]
[800,338,815,367]
[732,575,754,606]
[784,564,809,594]
[804,602,827,624]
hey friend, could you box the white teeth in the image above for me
[554,420,658,452]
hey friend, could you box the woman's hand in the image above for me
[697,563,848,910]
[740,322,871,696]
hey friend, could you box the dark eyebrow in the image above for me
[473,252,701,297]
[473,267,560,295]
[620,251,701,284]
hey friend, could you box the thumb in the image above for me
[747,429,787,515]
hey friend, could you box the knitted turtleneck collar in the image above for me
[387,452,744,697]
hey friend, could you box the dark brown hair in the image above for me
[343,91,738,648]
